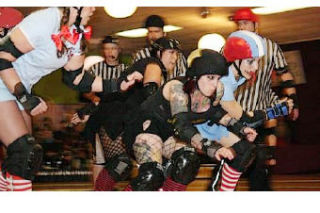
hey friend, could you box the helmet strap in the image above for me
[232,60,244,78]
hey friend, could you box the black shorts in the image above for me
[123,110,173,155]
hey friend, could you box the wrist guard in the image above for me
[170,112,198,143]
[227,118,246,137]
[266,102,289,120]
[201,138,223,160]
[240,110,266,128]
[13,82,41,112]
[77,102,99,119]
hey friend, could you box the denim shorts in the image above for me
[0,78,24,110]
[195,121,230,142]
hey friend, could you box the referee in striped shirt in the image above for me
[132,15,187,80]
[84,35,128,103]
[231,8,299,190]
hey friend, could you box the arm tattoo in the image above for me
[169,83,189,116]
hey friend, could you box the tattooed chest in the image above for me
[190,90,211,113]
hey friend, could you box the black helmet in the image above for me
[186,49,228,78]
[102,35,119,44]
[144,15,165,28]
[151,37,181,52]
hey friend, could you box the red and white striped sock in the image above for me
[94,168,116,191]
[6,173,32,191]
[162,177,187,191]
[0,169,8,191]
[219,163,242,191]
[123,184,133,191]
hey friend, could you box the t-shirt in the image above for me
[220,67,246,101]
[12,7,81,92]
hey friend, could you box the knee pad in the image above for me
[167,147,200,185]
[105,153,133,182]
[131,162,164,191]
[2,134,43,180]
[228,140,256,172]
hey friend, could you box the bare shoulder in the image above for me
[162,80,184,100]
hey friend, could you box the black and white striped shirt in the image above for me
[133,47,187,80]
[89,61,127,80]
[235,37,288,111]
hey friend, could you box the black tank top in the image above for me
[140,77,220,125]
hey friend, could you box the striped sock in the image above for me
[94,169,116,191]
[6,173,32,191]
[0,170,8,191]
[219,163,242,191]
[123,184,133,191]
[162,177,187,191]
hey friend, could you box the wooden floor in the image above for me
[33,165,320,191]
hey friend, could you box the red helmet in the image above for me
[231,8,259,23]
[223,30,265,62]
[0,7,23,28]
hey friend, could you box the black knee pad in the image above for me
[105,153,133,182]
[228,140,256,172]
[2,134,43,180]
[168,147,200,185]
[131,162,164,191]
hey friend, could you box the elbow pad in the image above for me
[0,38,24,71]
[0,58,13,71]
[62,67,95,93]
[171,112,198,143]
[0,38,23,58]
[62,67,82,89]
[207,106,228,126]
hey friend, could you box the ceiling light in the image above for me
[198,33,225,52]
[104,0,137,18]
[252,7,310,15]
[115,28,147,38]
[115,25,183,38]
[164,25,183,32]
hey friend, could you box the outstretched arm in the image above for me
[62,56,143,94]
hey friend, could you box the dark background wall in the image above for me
[280,40,320,145]
[273,40,320,174]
